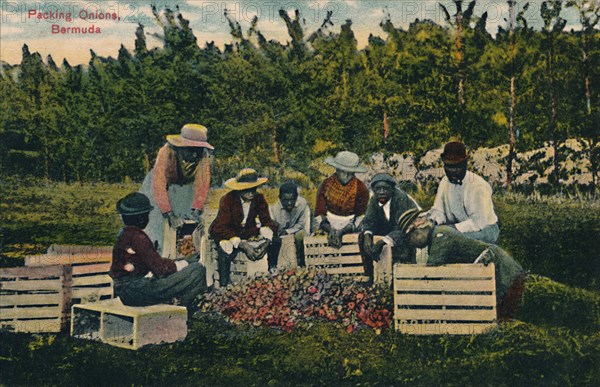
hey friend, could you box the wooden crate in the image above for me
[71,298,187,350]
[203,238,268,287]
[26,246,114,304]
[0,265,67,333]
[303,234,369,282]
[394,263,497,335]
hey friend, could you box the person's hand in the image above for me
[328,229,343,249]
[319,217,332,233]
[166,211,184,229]
[124,263,135,272]
[363,233,374,258]
[239,241,258,261]
[371,240,386,262]
[190,208,203,222]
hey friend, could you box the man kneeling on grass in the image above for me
[110,192,207,309]
[398,208,526,320]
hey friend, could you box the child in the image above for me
[110,192,207,308]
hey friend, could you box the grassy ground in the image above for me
[1,178,599,385]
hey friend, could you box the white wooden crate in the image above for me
[0,265,67,333]
[303,234,369,282]
[394,263,497,335]
[26,246,114,304]
[71,298,187,350]
[203,237,268,287]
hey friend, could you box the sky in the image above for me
[0,0,588,65]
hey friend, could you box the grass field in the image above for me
[1,178,599,385]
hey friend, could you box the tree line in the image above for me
[1,1,598,189]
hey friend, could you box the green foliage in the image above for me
[1,5,599,189]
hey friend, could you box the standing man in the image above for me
[208,168,278,286]
[140,123,213,254]
[427,141,500,243]
[268,181,311,269]
[315,151,370,248]
[359,173,420,283]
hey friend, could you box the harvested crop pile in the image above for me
[198,268,394,332]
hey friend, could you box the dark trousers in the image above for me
[114,259,207,307]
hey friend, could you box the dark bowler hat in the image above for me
[116,192,154,215]
[398,208,424,235]
[441,141,468,165]
[370,173,396,188]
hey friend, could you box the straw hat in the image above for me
[398,208,424,235]
[441,141,468,165]
[166,124,214,149]
[324,151,367,173]
[225,168,268,191]
[116,192,154,215]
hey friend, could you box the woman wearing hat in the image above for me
[315,151,370,248]
[110,192,207,308]
[397,208,525,320]
[208,168,278,286]
[139,124,213,254]
[426,141,499,243]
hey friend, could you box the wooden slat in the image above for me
[322,266,365,275]
[395,293,496,307]
[306,255,363,266]
[1,294,61,306]
[72,287,113,300]
[26,254,112,267]
[72,275,113,287]
[304,244,361,256]
[0,279,63,292]
[47,245,112,255]
[0,265,63,279]
[396,322,496,335]
[394,279,496,292]
[1,319,61,333]
[395,308,496,321]
[72,263,111,276]
[303,234,358,245]
[394,263,495,279]
[0,306,62,319]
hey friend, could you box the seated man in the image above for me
[398,208,525,320]
[110,192,207,308]
[359,173,420,283]
[208,168,278,286]
[268,181,311,269]
[315,151,369,248]
[426,141,500,243]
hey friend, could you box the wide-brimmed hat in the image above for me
[398,208,424,235]
[166,124,214,149]
[116,192,154,215]
[225,168,268,191]
[441,141,468,165]
[370,173,396,188]
[324,151,367,173]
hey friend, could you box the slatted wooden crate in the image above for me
[394,263,497,335]
[203,237,269,287]
[0,265,67,333]
[71,298,187,350]
[26,245,114,304]
[303,234,369,282]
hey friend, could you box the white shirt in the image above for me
[379,200,391,221]
[427,171,498,233]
